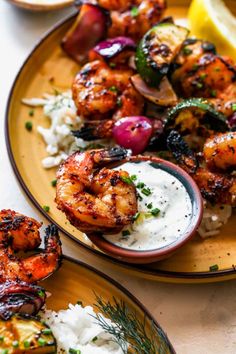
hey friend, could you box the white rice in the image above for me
[22,90,233,238]
[198,202,232,238]
[41,303,126,354]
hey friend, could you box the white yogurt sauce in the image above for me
[103,161,192,251]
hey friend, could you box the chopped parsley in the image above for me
[25,121,33,131]
[146,203,153,209]
[131,6,139,17]
[141,187,151,196]
[131,174,137,181]
[151,208,160,216]
[209,264,219,271]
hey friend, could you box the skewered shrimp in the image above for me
[203,132,236,171]
[96,0,166,41]
[0,223,62,284]
[167,130,236,205]
[72,60,144,121]
[0,210,41,251]
[172,39,236,108]
[55,147,138,233]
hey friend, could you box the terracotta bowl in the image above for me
[88,155,203,264]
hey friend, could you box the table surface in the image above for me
[1,2,236,353]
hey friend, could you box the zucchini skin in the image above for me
[166,98,229,132]
[135,23,189,86]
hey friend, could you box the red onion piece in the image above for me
[61,3,111,63]
[131,74,178,107]
[113,116,153,155]
[89,37,136,63]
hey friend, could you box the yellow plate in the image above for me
[6,0,236,283]
[7,0,73,11]
[41,256,174,352]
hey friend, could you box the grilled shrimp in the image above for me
[0,224,62,284]
[55,147,138,233]
[203,132,236,171]
[167,131,236,205]
[97,0,166,40]
[0,210,41,252]
[72,60,144,121]
[172,39,236,108]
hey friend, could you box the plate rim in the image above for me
[5,13,236,283]
[7,0,74,11]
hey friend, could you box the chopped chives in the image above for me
[120,176,133,184]
[131,174,137,181]
[122,230,131,237]
[38,338,46,346]
[25,121,33,131]
[147,203,153,209]
[131,6,139,17]
[209,264,219,271]
[69,349,81,354]
[24,341,30,348]
[133,212,140,221]
[136,182,145,189]
[51,179,57,187]
[41,328,52,335]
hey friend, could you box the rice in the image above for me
[41,303,126,354]
[198,202,232,238]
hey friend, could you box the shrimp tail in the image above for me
[167,130,199,174]
[72,119,114,141]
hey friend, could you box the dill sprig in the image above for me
[93,294,173,354]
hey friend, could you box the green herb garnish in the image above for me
[109,62,116,68]
[131,6,139,17]
[183,47,192,56]
[92,336,98,342]
[131,174,137,181]
[210,89,217,97]
[28,109,34,117]
[12,340,19,348]
[141,187,151,196]
[209,264,219,271]
[69,349,81,354]
[122,230,131,237]
[51,179,57,187]
[151,208,160,216]
[117,97,123,108]
[196,82,203,89]
[41,329,52,335]
[109,86,118,93]
[38,338,46,346]
[232,103,236,112]
[199,73,207,81]
[133,212,140,221]
[147,203,153,209]
[120,176,133,184]
[38,290,45,298]
[1,350,8,354]
[0,336,4,342]
[25,121,33,131]
[77,300,83,306]
[43,205,50,212]
[24,341,30,348]
[136,182,145,189]
[93,295,170,354]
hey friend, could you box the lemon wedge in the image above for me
[188,0,236,60]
